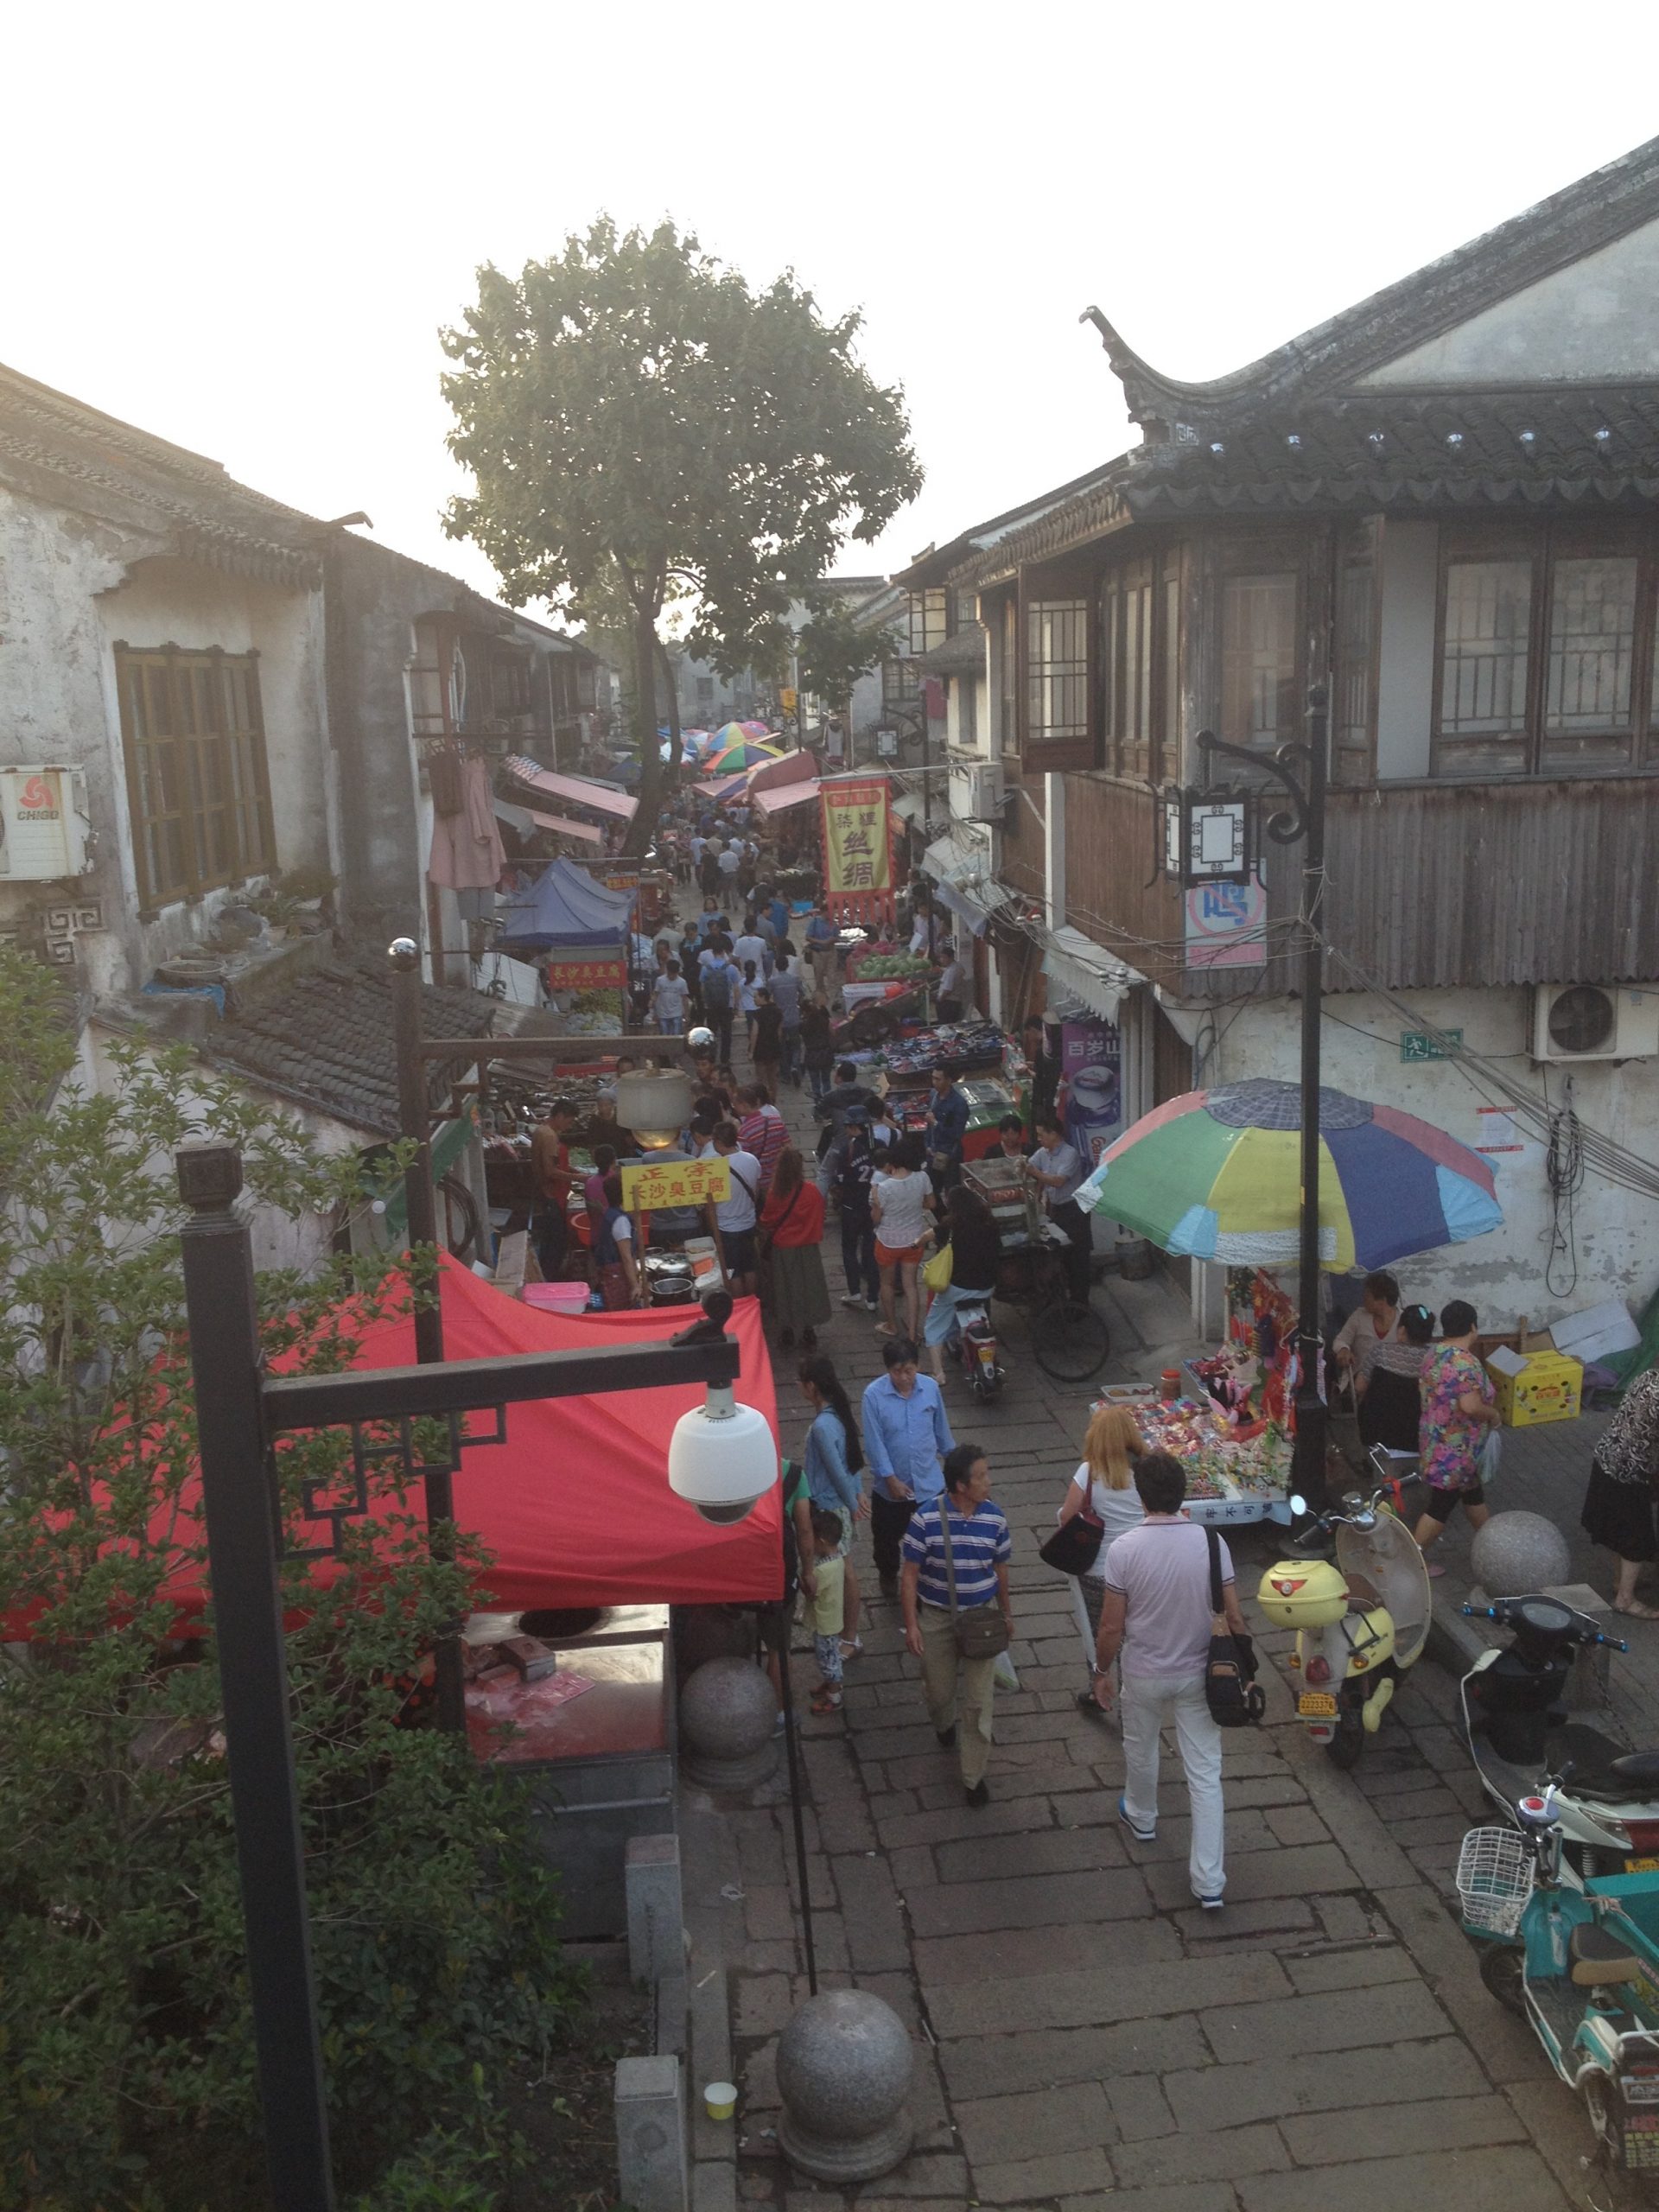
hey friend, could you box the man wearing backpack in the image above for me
[1090,1452,1250,1911]
[699,938,739,1063]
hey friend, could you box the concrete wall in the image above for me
[1211,982,1659,1332]
[1374,520,1439,780]
[1360,217,1659,388]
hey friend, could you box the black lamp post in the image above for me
[175,1136,754,2212]
[1186,684,1331,1513]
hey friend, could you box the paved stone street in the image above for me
[665,1035,1658,2212]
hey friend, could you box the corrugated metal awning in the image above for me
[505,756,637,820]
[1041,924,1145,1023]
[493,798,605,846]
[753,778,821,817]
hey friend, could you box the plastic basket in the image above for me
[1456,1826,1533,1936]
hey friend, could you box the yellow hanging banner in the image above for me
[820,779,891,897]
[620,1156,732,1212]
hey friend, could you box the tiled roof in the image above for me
[204,957,498,1137]
[0,360,323,588]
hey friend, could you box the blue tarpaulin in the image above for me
[495,858,636,956]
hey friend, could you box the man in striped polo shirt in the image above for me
[899,1443,1014,1807]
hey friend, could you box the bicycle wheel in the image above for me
[1032,1299,1111,1382]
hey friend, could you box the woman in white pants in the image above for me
[1052,1404,1147,1719]
[1088,1451,1249,1910]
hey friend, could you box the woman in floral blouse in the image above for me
[1581,1367,1659,1618]
[1413,1300,1502,1574]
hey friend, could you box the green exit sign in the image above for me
[1400,1029,1461,1063]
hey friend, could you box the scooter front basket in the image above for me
[1457,1825,1533,1936]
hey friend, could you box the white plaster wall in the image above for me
[1359,219,1659,388]
[1211,982,1659,1332]
[1375,521,1439,779]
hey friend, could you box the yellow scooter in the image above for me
[1257,1485,1432,1768]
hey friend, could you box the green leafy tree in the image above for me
[795,599,899,751]
[440,217,923,850]
[0,950,578,2209]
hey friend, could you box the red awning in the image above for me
[77,1259,782,1626]
[494,797,606,847]
[505,756,639,821]
[747,748,818,797]
[753,778,822,817]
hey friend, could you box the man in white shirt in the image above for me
[716,841,742,884]
[733,922,770,980]
[709,1121,762,1296]
[1027,1113,1092,1303]
[936,943,968,1021]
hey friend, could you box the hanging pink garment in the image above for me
[428,755,507,890]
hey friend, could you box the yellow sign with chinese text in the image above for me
[620,1157,732,1212]
[821,779,891,896]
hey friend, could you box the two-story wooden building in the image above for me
[922,133,1659,1328]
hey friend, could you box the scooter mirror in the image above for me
[1288,1495,1308,1516]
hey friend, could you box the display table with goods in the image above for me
[1094,1382,1295,1526]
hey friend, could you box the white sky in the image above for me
[8,0,1659,614]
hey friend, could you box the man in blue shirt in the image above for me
[766,890,790,941]
[900,1442,1013,1804]
[925,1067,969,1184]
[861,1335,955,1597]
[804,902,841,1007]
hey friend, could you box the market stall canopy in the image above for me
[1042,924,1143,1022]
[505,754,638,822]
[703,739,781,774]
[493,798,605,848]
[1077,1077,1503,1271]
[495,855,636,956]
[95,1261,783,1622]
[747,748,817,798]
[753,777,822,817]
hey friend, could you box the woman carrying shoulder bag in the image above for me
[1044,1405,1147,1718]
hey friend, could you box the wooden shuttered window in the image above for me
[1098,548,1181,784]
[115,645,275,912]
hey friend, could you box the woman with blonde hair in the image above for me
[1052,1404,1147,1718]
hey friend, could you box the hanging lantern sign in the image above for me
[1185,797,1252,885]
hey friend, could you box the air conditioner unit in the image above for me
[950,759,1005,822]
[1532,983,1659,1064]
[0,765,92,880]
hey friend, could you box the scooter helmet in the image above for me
[687,1026,715,1054]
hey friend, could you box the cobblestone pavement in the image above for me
[687,1021,1642,2211]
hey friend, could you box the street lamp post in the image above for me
[1192,684,1331,1512]
[175,1137,760,2212]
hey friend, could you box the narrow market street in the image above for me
[677,1052,1643,2212]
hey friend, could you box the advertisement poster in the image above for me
[1059,1017,1122,1168]
[543,957,627,993]
[620,1157,732,1212]
[821,779,892,897]
[1185,876,1268,970]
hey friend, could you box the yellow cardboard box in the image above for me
[1485,1347,1584,1428]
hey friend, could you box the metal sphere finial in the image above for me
[387,937,420,972]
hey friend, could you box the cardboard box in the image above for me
[1484,1345,1584,1427]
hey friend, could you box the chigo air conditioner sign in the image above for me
[0,765,92,879]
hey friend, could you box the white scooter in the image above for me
[1459,1592,1659,1873]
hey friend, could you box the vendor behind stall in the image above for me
[937,942,968,1023]
[530,1097,581,1281]
[925,1067,969,1184]
[1028,1112,1093,1303]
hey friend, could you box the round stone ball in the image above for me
[1471,1510,1573,1599]
[777,1987,913,2145]
[679,1655,776,1764]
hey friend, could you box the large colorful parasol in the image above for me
[1075,1077,1502,1271]
[702,738,782,774]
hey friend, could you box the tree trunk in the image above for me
[656,637,683,786]
[622,600,663,858]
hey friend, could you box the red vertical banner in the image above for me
[820,778,894,929]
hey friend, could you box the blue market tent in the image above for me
[495,857,636,957]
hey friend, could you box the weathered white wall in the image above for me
[1359,218,1659,388]
[1211,982,1659,1333]
[1375,521,1439,780]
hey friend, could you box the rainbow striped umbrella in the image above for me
[1075,1077,1502,1270]
[702,739,782,774]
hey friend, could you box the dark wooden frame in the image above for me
[114,643,276,917]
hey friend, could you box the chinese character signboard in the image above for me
[544,957,628,993]
[1060,1017,1123,1168]
[1184,877,1267,970]
[821,779,892,898]
[620,1157,733,1212]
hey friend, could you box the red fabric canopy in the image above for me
[107,1259,783,1624]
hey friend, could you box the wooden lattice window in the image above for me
[115,645,275,912]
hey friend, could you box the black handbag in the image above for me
[1039,1495,1104,1576]
[939,1499,1010,1662]
[1203,1525,1265,1728]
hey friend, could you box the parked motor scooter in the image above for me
[1456,1790,1659,2176]
[1459,1594,1659,1874]
[1257,1486,1432,1767]
[945,1294,1003,1403]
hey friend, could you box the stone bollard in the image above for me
[776,1987,914,2184]
[615,2052,689,2212]
[1470,1510,1573,1600]
[627,1833,685,1985]
[679,1656,779,1792]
